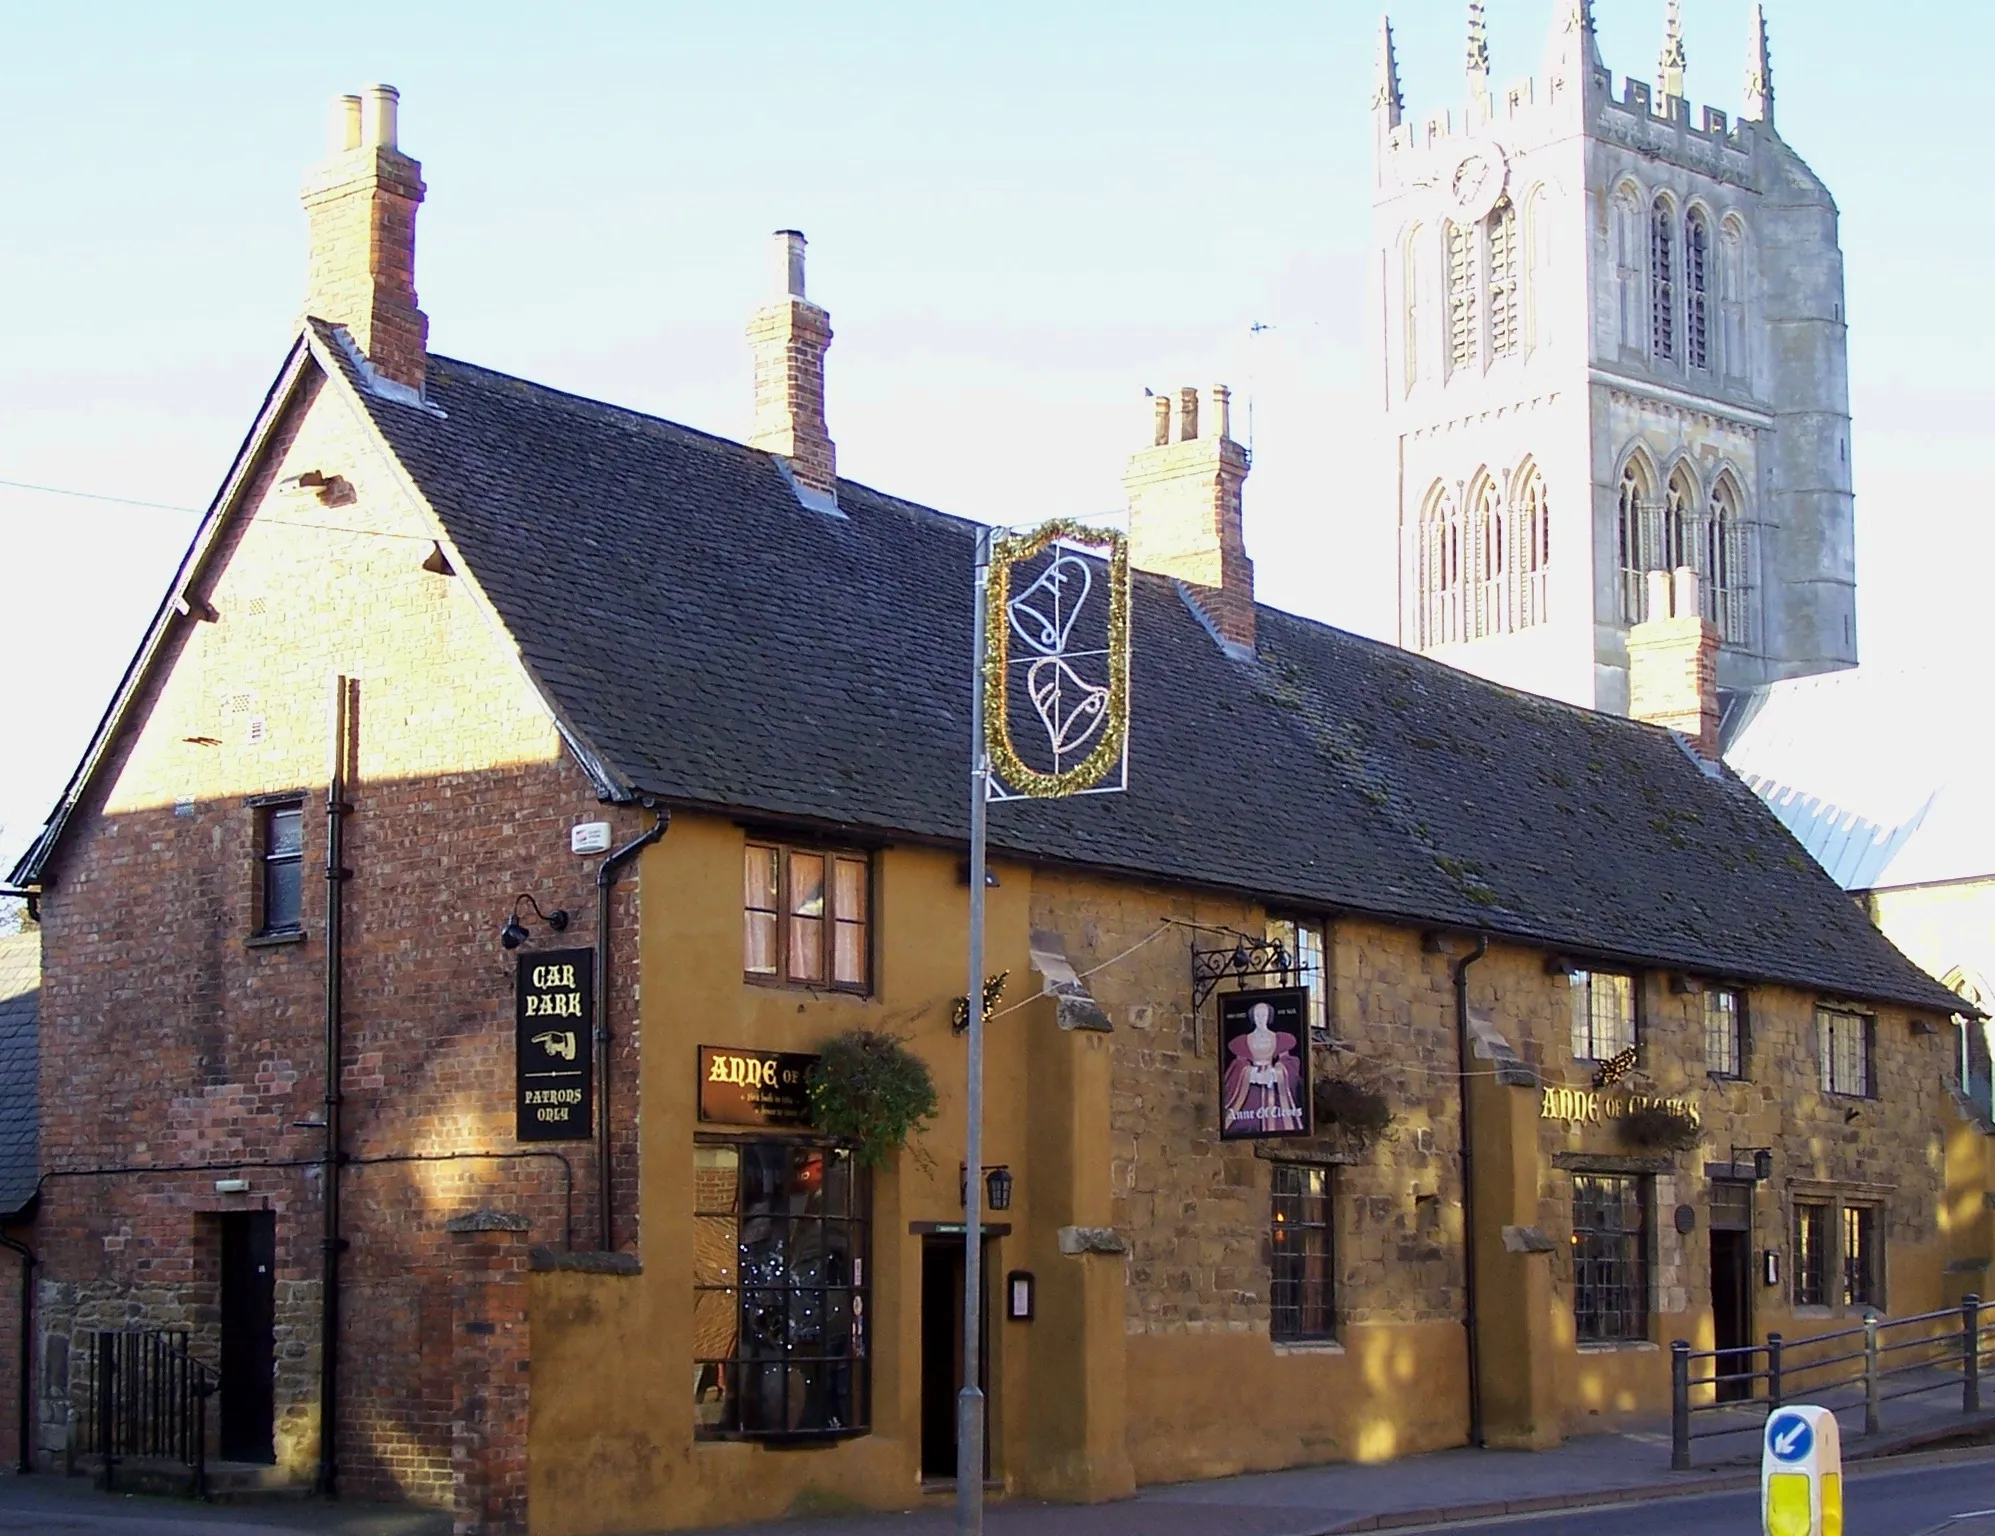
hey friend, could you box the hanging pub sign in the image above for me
[1218,987,1312,1140]
[516,948,594,1143]
[698,1045,818,1129]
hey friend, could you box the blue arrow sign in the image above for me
[1766,1411,1814,1464]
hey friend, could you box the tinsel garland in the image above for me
[983,520,1131,798]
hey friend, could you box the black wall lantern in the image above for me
[500,892,570,950]
[960,1164,1015,1212]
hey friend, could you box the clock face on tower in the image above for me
[1441,144,1508,224]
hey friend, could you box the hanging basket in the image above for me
[1618,1104,1702,1152]
[807,1030,939,1169]
[1314,1076,1394,1141]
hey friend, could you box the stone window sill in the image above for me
[246,930,306,949]
[1271,1339,1346,1356]
[1577,1340,1659,1353]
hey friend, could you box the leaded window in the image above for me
[1793,1200,1830,1307]
[1817,1007,1874,1098]
[1487,198,1520,359]
[1650,198,1676,362]
[1447,221,1479,371]
[1663,468,1695,572]
[1514,464,1550,630]
[1270,1163,1336,1341]
[1842,1204,1879,1309]
[1569,970,1636,1062]
[693,1142,870,1440]
[1265,915,1329,1043]
[1685,209,1710,369]
[1470,472,1506,638]
[1572,1173,1648,1343]
[1418,482,1464,648]
[1617,458,1657,624]
[1704,987,1745,1078]
[1705,474,1751,646]
[258,801,304,936]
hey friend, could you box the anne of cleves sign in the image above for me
[516,949,594,1143]
[698,1045,817,1128]
[1540,1086,1700,1128]
[1218,988,1313,1140]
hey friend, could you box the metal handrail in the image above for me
[79,1329,217,1500]
[1670,1294,1986,1470]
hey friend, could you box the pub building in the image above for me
[8,87,1983,1534]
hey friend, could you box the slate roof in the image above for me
[1724,667,1995,892]
[314,331,1961,1017]
[0,931,39,1219]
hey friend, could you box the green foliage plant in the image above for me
[808,1029,939,1169]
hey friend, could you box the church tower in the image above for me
[1373,3,1855,712]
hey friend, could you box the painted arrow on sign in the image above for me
[1766,1411,1814,1463]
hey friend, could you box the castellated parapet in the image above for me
[1370,3,1852,714]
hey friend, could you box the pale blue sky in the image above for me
[1,1,1985,872]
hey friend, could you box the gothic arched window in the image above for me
[1684,208,1710,370]
[1446,221,1479,372]
[1719,216,1747,378]
[1705,472,1751,644]
[1513,461,1549,629]
[1469,471,1506,637]
[1402,225,1424,394]
[1663,465,1696,571]
[1617,456,1658,623]
[1418,482,1465,647]
[1486,199,1520,360]
[1613,185,1644,351]
[1650,197,1676,362]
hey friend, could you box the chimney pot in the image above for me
[1211,384,1232,443]
[361,84,399,149]
[1151,393,1171,447]
[1645,568,1673,621]
[773,229,807,300]
[1177,386,1199,442]
[332,94,363,153]
[1672,564,1700,618]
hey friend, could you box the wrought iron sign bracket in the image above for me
[1191,935,1293,1012]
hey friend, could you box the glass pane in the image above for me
[693,1216,738,1287]
[692,1288,739,1367]
[790,1148,827,1216]
[821,1151,853,1218]
[744,845,778,910]
[745,911,777,975]
[1570,973,1592,1058]
[789,1285,825,1355]
[740,1144,789,1216]
[833,857,866,920]
[692,1357,734,1431]
[693,1145,739,1213]
[789,853,825,919]
[833,920,866,987]
[789,917,825,983]
[264,859,302,932]
[268,807,303,858]
[735,1362,787,1433]
[741,1290,787,1355]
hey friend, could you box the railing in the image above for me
[1670,1295,1991,1470]
[77,1329,217,1498]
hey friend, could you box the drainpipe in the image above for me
[0,1232,33,1474]
[596,804,668,1253]
[318,678,352,1498]
[1452,934,1489,1450]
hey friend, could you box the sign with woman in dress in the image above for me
[1219,987,1311,1139]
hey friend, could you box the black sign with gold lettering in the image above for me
[516,949,594,1143]
[698,1045,817,1128]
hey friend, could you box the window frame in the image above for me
[1793,1198,1830,1308]
[1842,1203,1880,1311]
[1269,1162,1337,1344]
[1816,1006,1876,1099]
[692,1138,872,1443]
[1264,914,1329,1044]
[1703,986,1747,1079]
[743,840,873,994]
[1569,969,1638,1063]
[1571,1172,1651,1344]
[253,796,306,938]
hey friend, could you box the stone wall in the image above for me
[30,362,644,1506]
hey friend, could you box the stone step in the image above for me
[83,1456,310,1501]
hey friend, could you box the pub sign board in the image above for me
[1218,987,1313,1140]
[516,948,594,1143]
[698,1045,818,1129]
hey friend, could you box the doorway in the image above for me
[218,1211,276,1464]
[919,1237,991,1482]
[1709,1181,1754,1403]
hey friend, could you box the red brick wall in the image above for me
[31,360,642,1506]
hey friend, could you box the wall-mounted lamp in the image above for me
[1731,1145,1774,1182]
[500,893,570,950]
[1670,973,1705,996]
[955,859,1000,888]
[1844,1106,1862,1124]
[1544,956,1577,979]
[960,1164,1014,1212]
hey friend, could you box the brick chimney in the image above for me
[300,85,428,393]
[747,230,836,500]
[1627,566,1720,760]
[1124,385,1255,654]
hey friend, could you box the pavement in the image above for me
[0,1378,1988,1536]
